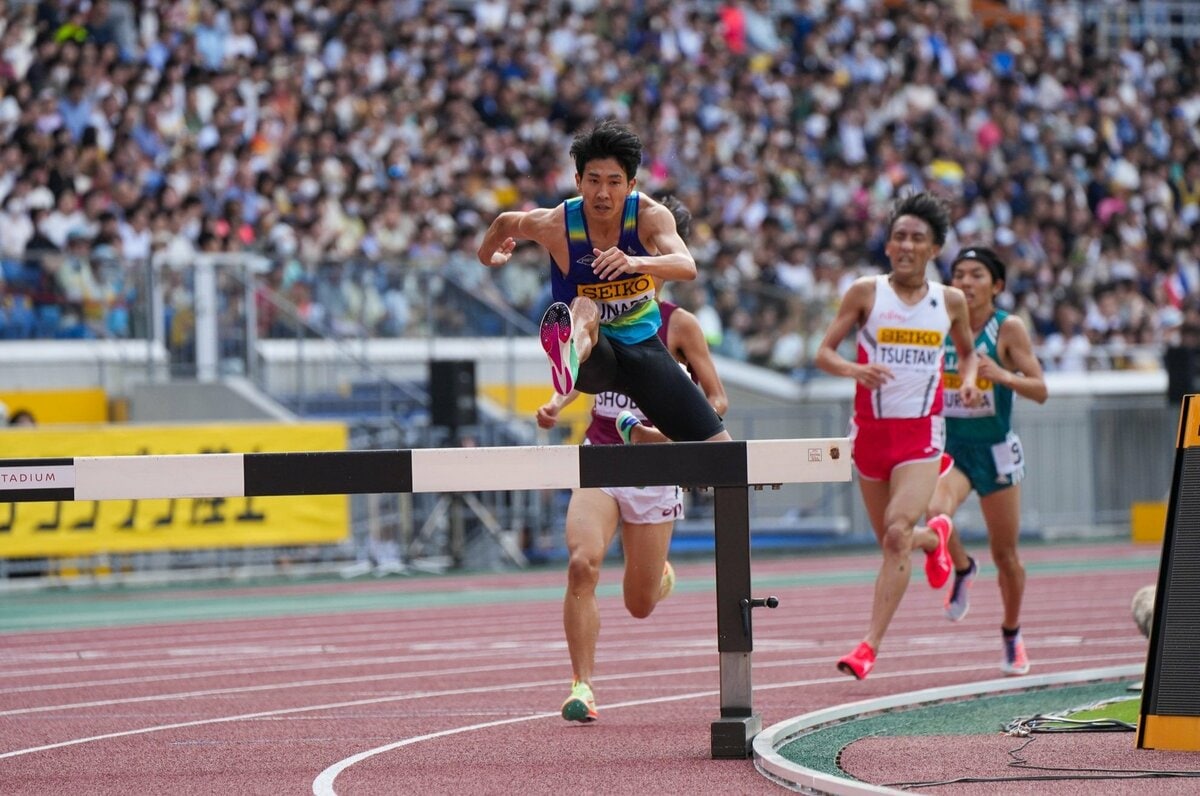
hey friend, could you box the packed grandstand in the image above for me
[0,0,1198,379]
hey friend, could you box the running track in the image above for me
[0,540,1159,795]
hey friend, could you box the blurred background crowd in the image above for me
[1,0,1199,378]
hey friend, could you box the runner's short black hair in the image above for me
[569,119,643,181]
[951,245,1006,285]
[888,192,951,247]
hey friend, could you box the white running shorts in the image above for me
[600,484,685,525]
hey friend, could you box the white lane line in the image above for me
[0,676,572,761]
[1,561,1149,656]
[0,643,1145,771]
[0,650,714,717]
[0,608,1142,681]
[0,631,1147,718]
[0,639,642,694]
[310,713,559,796]
[310,652,1147,795]
[0,570,1150,658]
[309,686,716,796]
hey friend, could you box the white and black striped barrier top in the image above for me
[0,439,850,502]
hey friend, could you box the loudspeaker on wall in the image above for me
[429,359,477,428]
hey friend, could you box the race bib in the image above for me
[990,431,1024,476]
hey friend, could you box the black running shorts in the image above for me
[575,333,725,442]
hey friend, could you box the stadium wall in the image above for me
[0,339,1176,541]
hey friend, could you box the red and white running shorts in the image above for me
[850,415,946,481]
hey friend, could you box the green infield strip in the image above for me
[779,680,1141,778]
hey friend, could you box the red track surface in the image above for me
[0,541,1162,795]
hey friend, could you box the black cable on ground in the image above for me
[1003,712,1136,736]
[882,736,1200,790]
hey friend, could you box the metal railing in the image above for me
[0,248,1183,583]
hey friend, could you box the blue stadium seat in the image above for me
[2,260,42,293]
[35,304,61,338]
[6,298,35,339]
[1,259,23,283]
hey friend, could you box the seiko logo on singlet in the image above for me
[580,275,654,301]
[878,328,942,347]
[943,373,993,390]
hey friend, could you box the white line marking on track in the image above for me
[310,688,724,796]
[0,678,571,761]
[0,651,719,717]
[0,638,1146,796]
[309,651,1147,795]
[0,631,1147,717]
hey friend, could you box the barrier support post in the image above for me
[710,484,759,759]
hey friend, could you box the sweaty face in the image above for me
[576,158,634,220]
[951,260,1000,310]
[884,215,940,279]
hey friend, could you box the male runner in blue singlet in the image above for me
[478,120,729,443]
[535,195,729,722]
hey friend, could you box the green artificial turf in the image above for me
[777,680,1140,778]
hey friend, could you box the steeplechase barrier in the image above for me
[0,437,851,758]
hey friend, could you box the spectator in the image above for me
[8,409,37,427]
[0,0,1194,385]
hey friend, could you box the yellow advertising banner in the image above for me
[0,423,349,557]
[0,387,108,425]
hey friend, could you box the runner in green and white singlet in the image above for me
[923,246,1048,677]
[942,307,1020,490]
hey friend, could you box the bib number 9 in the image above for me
[990,431,1024,476]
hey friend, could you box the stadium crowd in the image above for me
[0,0,1199,378]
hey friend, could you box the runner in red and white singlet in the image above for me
[851,274,952,481]
[814,192,981,681]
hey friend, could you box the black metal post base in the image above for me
[710,714,762,759]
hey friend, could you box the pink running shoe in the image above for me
[944,556,977,622]
[837,641,876,680]
[925,514,953,589]
[1001,633,1031,676]
[539,302,578,396]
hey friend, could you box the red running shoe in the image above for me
[925,514,953,589]
[837,641,876,680]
